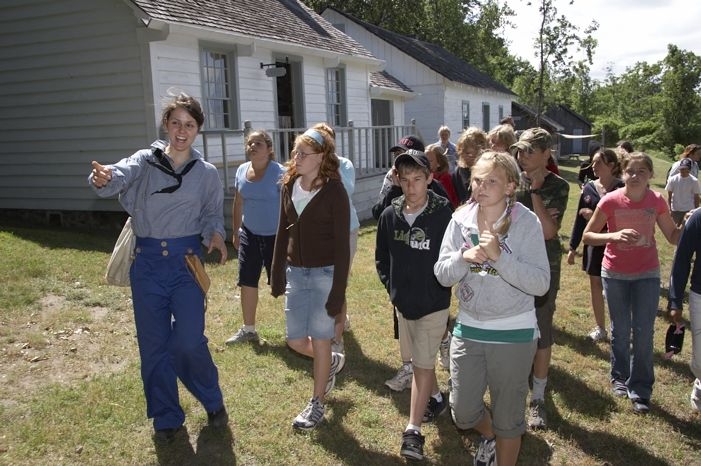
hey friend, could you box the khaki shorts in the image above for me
[397,308,450,369]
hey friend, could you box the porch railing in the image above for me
[200,120,417,192]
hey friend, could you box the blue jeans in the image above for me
[602,276,660,400]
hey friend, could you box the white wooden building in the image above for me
[0,0,420,226]
[322,7,516,144]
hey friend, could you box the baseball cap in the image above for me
[390,135,425,153]
[394,149,430,170]
[680,158,693,170]
[510,127,552,153]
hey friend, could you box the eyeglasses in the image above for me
[293,150,320,160]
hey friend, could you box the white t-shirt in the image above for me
[665,173,700,211]
[292,177,319,215]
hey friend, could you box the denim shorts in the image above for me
[285,265,335,340]
[237,226,275,288]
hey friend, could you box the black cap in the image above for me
[394,149,430,170]
[390,135,425,153]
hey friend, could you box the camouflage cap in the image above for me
[510,127,552,153]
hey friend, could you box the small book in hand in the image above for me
[185,254,210,295]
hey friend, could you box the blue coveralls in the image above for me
[90,141,226,431]
[131,235,223,430]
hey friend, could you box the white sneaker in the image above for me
[691,378,701,412]
[474,436,497,466]
[588,326,607,342]
[324,352,346,397]
[385,363,413,392]
[292,397,325,431]
[439,335,451,369]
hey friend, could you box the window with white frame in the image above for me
[461,100,470,129]
[482,102,490,131]
[326,68,347,126]
[200,49,237,129]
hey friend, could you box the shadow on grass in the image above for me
[555,326,611,361]
[556,321,695,381]
[517,365,669,465]
[153,424,236,465]
[313,398,407,465]
[1,224,117,253]
[247,339,412,463]
[250,332,415,419]
[529,335,701,464]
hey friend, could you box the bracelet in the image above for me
[529,188,543,195]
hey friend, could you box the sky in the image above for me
[501,0,701,81]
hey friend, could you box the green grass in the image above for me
[1,155,700,465]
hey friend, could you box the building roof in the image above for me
[127,0,376,59]
[370,71,413,93]
[549,104,591,127]
[326,7,514,95]
[512,101,565,132]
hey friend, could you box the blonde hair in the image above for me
[470,151,520,237]
[487,124,517,150]
[425,144,449,174]
[456,127,487,166]
[437,125,451,138]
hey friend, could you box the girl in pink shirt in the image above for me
[583,152,681,415]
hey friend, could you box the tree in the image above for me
[660,45,701,150]
[304,0,515,79]
[523,0,598,123]
[590,61,664,149]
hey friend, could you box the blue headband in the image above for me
[303,129,324,146]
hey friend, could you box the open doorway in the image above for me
[275,58,303,160]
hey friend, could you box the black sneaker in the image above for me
[400,429,425,461]
[207,406,229,428]
[631,398,650,415]
[153,426,183,445]
[422,392,448,423]
[611,379,628,397]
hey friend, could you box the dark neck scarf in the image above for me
[147,148,198,194]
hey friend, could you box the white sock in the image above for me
[405,423,421,433]
[432,392,443,403]
[243,325,256,333]
[532,376,547,400]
